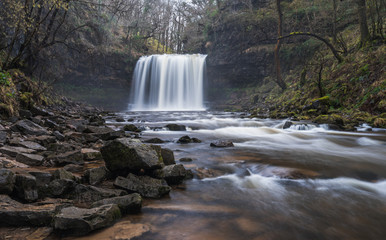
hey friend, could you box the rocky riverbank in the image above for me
[0,100,191,238]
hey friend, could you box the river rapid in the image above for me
[101,111,386,240]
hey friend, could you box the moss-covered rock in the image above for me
[373,118,386,128]
[313,114,344,126]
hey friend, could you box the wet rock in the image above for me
[192,137,202,143]
[144,138,165,143]
[180,157,193,162]
[101,138,162,175]
[19,109,32,119]
[83,166,109,185]
[123,124,141,132]
[0,195,58,226]
[14,173,38,202]
[81,148,102,161]
[69,184,127,203]
[17,141,47,151]
[47,150,84,166]
[153,164,187,185]
[11,120,49,136]
[91,193,142,214]
[114,174,171,198]
[16,153,44,166]
[88,115,105,126]
[53,204,121,236]
[53,131,65,141]
[210,140,234,148]
[0,145,36,157]
[0,169,16,194]
[116,117,125,122]
[161,148,175,165]
[165,124,186,131]
[194,168,227,179]
[177,135,192,143]
[283,121,293,129]
[313,114,344,126]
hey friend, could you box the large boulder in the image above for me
[16,153,44,166]
[0,195,58,226]
[11,120,49,136]
[114,174,171,198]
[91,193,142,214]
[53,204,121,236]
[101,138,162,175]
[14,173,38,202]
[153,164,187,185]
[0,169,16,194]
[82,166,109,185]
[123,124,141,132]
[165,124,186,131]
[161,148,175,165]
[47,179,77,197]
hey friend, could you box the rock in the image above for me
[180,157,193,162]
[88,115,105,126]
[81,148,102,161]
[53,131,65,141]
[313,114,344,126]
[28,170,52,196]
[83,126,124,140]
[0,156,29,168]
[161,148,175,165]
[144,138,165,143]
[29,135,56,146]
[116,117,125,122]
[11,120,49,136]
[210,140,234,148]
[19,109,32,119]
[83,167,109,185]
[91,193,142,214]
[194,168,227,179]
[0,169,16,194]
[153,164,187,185]
[165,124,186,131]
[14,173,38,202]
[47,142,75,153]
[18,141,47,151]
[47,179,76,197]
[0,131,7,145]
[44,119,59,129]
[0,195,58,226]
[0,145,36,157]
[114,174,171,198]
[192,137,202,143]
[101,138,162,175]
[69,184,127,204]
[30,106,53,117]
[16,153,44,166]
[177,135,192,143]
[283,121,293,129]
[303,96,330,114]
[53,204,121,236]
[52,168,79,182]
[123,124,141,132]
[47,150,84,166]
[63,164,84,173]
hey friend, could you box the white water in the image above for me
[130,54,207,111]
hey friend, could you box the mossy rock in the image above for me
[373,118,386,128]
[379,113,386,119]
[123,124,141,132]
[315,96,330,105]
[313,114,344,126]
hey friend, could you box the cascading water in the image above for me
[130,54,207,111]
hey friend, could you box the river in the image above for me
[81,111,386,240]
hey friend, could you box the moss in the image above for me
[313,114,344,125]
[373,118,386,128]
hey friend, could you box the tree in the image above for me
[274,0,287,90]
[356,0,370,46]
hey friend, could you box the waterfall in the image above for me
[130,54,207,111]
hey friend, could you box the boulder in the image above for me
[313,114,344,126]
[0,169,16,194]
[68,184,127,204]
[53,204,121,236]
[0,131,7,145]
[153,164,187,185]
[88,115,105,126]
[283,121,293,129]
[47,179,76,197]
[144,138,165,143]
[14,173,38,202]
[161,148,175,165]
[16,153,44,166]
[0,195,58,226]
[123,124,141,132]
[81,148,102,161]
[179,157,193,162]
[0,145,36,157]
[11,119,49,136]
[47,150,84,166]
[30,106,53,117]
[84,126,124,140]
[63,164,84,173]
[177,135,192,143]
[116,117,125,122]
[91,193,142,214]
[165,124,186,131]
[17,141,47,151]
[101,138,162,175]
[19,109,32,119]
[210,140,234,148]
[82,166,109,185]
[52,168,79,182]
[114,174,171,198]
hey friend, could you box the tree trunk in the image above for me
[274,0,287,90]
[356,0,370,46]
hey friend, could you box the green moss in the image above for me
[314,114,344,125]
[373,118,386,128]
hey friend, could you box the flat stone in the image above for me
[54,204,121,236]
[52,168,79,182]
[16,153,44,166]
[0,195,58,226]
[18,141,47,151]
[0,156,29,168]
[47,150,84,166]
[68,184,127,204]
[28,135,56,146]
[11,120,49,136]
[0,145,36,157]
[91,193,142,214]
[114,174,171,198]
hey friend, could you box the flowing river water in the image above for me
[81,111,386,240]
